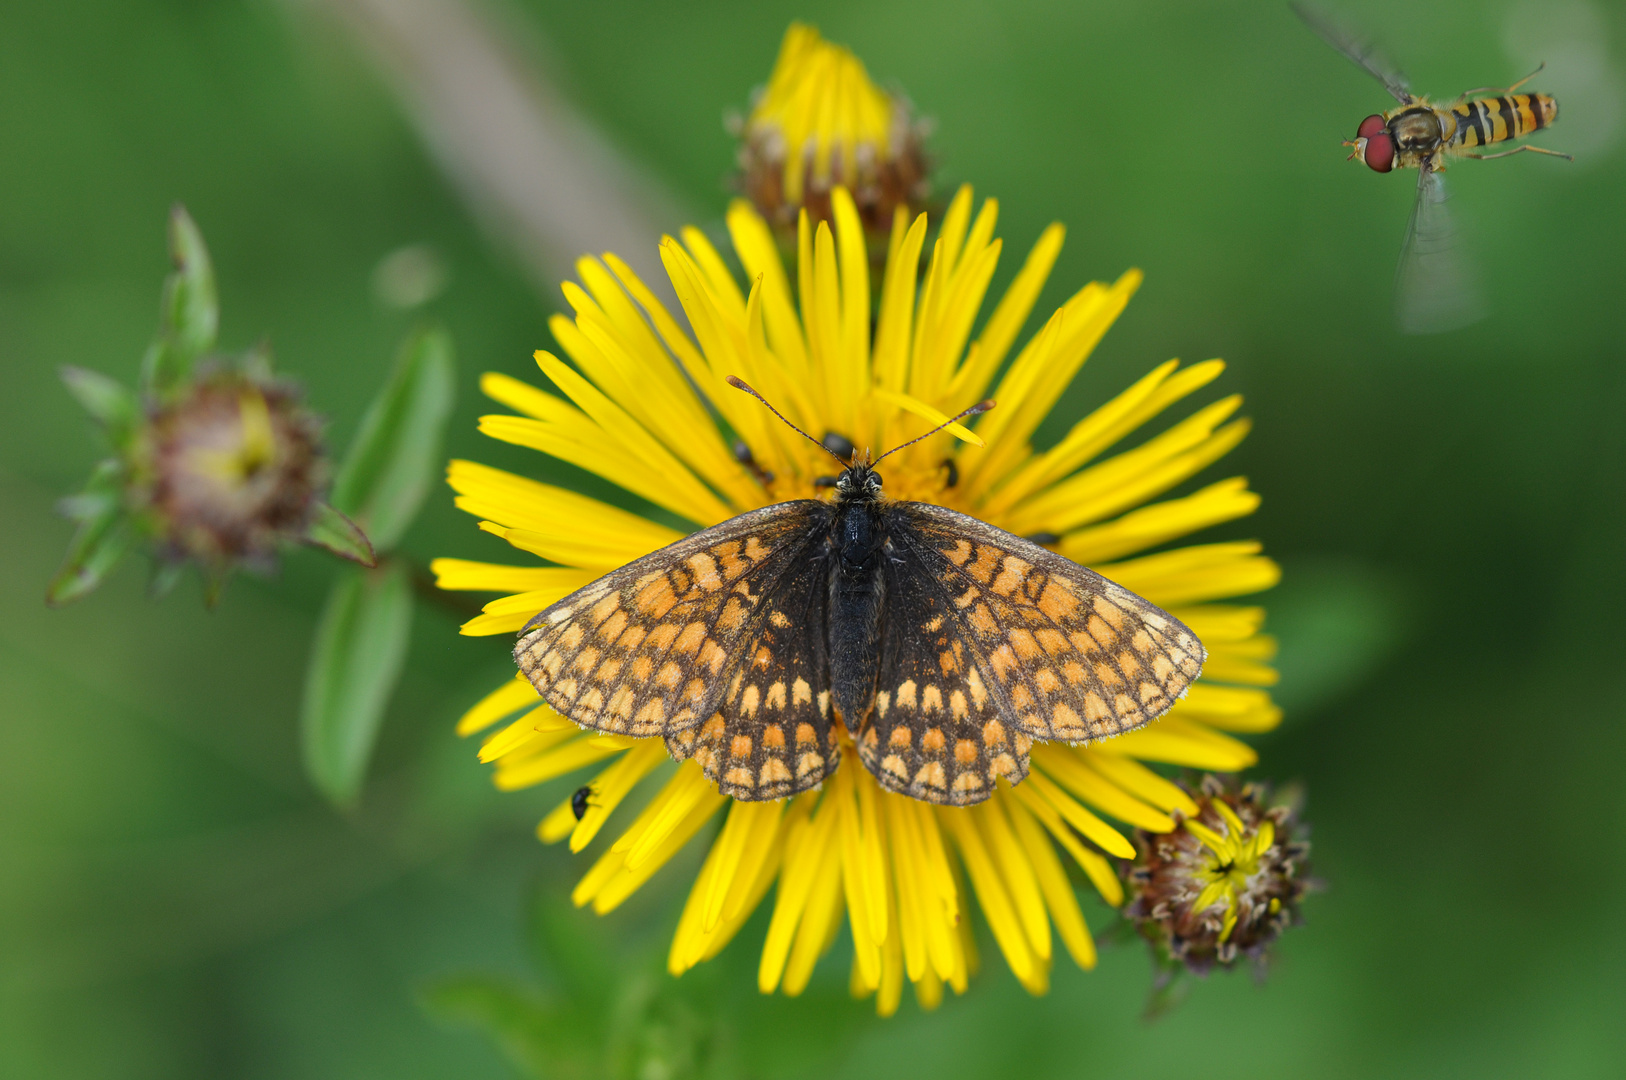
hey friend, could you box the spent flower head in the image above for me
[1125,773,1312,978]
[50,206,374,607]
[736,23,930,246]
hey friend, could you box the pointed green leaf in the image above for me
[301,501,378,567]
[141,204,219,396]
[47,500,132,607]
[330,327,456,553]
[60,366,139,440]
[301,561,413,807]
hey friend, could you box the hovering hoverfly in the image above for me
[1293,2,1571,334]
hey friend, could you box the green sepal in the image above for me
[300,501,378,568]
[140,204,219,398]
[330,327,456,553]
[47,473,132,606]
[300,561,413,807]
[60,366,139,443]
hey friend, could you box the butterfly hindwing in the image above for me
[514,501,830,738]
[889,503,1205,744]
[857,536,1032,806]
[665,547,839,799]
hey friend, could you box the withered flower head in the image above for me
[135,358,325,574]
[1126,774,1311,975]
[49,206,373,608]
[736,22,930,243]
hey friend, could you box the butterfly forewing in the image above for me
[514,501,829,739]
[888,503,1205,747]
[665,549,840,799]
[858,535,1033,805]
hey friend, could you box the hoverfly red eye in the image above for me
[1362,131,1396,172]
[1356,114,1387,140]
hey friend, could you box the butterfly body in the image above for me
[826,463,889,731]
[515,457,1205,806]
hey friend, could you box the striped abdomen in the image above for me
[1450,94,1558,149]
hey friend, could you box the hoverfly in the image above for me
[1293,3,1571,334]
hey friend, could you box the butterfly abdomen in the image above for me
[825,496,888,727]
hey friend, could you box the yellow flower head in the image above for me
[739,23,928,238]
[435,185,1282,1013]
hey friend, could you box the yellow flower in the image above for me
[434,184,1282,1013]
[738,23,929,238]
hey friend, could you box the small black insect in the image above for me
[571,785,594,820]
[732,439,774,486]
[820,431,856,461]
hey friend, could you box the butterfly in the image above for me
[514,379,1205,807]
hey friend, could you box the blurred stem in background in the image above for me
[306,0,686,299]
[51,206,459,809]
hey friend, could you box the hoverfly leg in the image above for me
[1454,61,1546,101]
[1465,144,1573,161]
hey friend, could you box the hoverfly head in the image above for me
[1343,114,1396,172]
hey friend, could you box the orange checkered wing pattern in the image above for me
[663,551,840,799]
[514,500,840,798]
[856,503,1204,805]
[857,534,1034,805]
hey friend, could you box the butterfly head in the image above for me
[833,455,884,503]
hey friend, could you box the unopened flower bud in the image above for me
[135,363,325,573]
[735,23,930,245]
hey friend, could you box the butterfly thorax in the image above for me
[826,462,889,728]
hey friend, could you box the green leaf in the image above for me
[140,204,219,397]
[330,326,456,553]
[300,501,378,567]
[60,366,139,441]
[47,492,131,607]
[300,561,413,807]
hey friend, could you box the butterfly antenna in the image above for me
[873,399,996,466]
[726,376,848,466]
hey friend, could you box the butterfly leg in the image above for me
[1464,144,1573,161]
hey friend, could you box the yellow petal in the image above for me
[493,734,631,790]
[976,797,1051,962]
[430,559,586,594]
[568,739,669,851]
[1095,542,1282,607]
[937,806,1044,993]
[1057,477,1261,565]
[1032,744,1175,833]
[1021,770,1136,858]
[1004,793,1096,970]
[455,674,538,737]
[1110,715,1259,771]
[1169,684,1283,734]
[949,223,1065,403]
[1003,396,1246,535]
[1006,780,1124,906]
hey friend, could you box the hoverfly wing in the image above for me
[1291,1,1413,104]
[1395,161,1486,334]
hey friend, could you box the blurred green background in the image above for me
[4,0,1624,1076]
